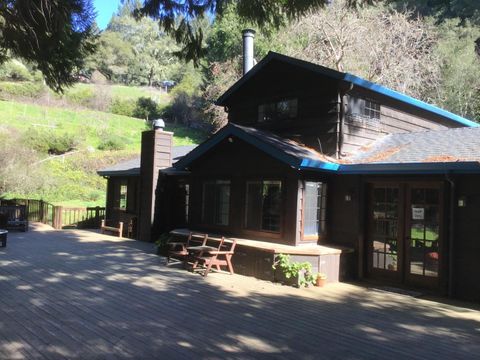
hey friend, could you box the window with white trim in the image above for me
[303,181,327,237]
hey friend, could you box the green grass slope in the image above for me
[0,99,206,207]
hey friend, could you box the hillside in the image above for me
[0,98,206,207]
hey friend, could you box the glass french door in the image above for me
[405,185,441,287]
[369,185,402,281]
[368,183,442,288]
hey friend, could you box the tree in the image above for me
[136,0,375,64]
[283,1,440,100]
[0,0,97,92]
[392,0,480,25]
[431,19,480,119]
[91,1,181,86]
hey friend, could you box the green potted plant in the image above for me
[273,254,316,287]
[315,273,327,287]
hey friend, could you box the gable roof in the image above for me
[173,123,339,171]
[216,52,478,128]
[97,145,197,177]
[174,123,480,174]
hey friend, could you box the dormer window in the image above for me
[258,98,298,123]
[364,100,380,119]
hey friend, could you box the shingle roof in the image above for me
[97,145,197,177]
[348,127,480,164]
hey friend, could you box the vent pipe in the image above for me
[242,29,256,75]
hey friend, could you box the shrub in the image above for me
[109,97,136,117]
[0,60,33,81]
[22,129,80,155]
[97,136,125,151]
[0,81,46,99]
[64,86,95,107]
[132,97,162,120]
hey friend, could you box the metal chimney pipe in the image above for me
[242,29,256,75]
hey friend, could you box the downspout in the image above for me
[337,83,354,159]
[445,173,455,298]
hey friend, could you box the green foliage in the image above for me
[109,97,137,117]
[0,0,97,92]
[0,99,206,206]
[0,59,33,81]
[431,19,480,119]
[206,3,284,64]
[0,81,46,99]
[137,0,334,64]
[22,129,81,155]
[97,136,126,151]
[133,97,162,120]
[392,0,480,25]
[63,85,95,107]
[272,254,316,287]
[90,2,181,86]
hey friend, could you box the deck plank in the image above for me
[0,223,479,359]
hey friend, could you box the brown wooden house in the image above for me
[99,45,480,301]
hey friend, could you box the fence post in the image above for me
[53,206,63,229]
[40,200,44,223]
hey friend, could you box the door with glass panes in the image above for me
[368,182,442,289]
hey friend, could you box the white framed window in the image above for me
[303,181,327,237]
[364,100,381,120]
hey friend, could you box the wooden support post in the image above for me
[119,222,123,238]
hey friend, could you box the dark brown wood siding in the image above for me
[452,174,480,301]
[187,137,299,245]
[327,174,362,279]
[104,175,141,238]
[342,94,451,155]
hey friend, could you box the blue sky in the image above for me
[93,0,122,29]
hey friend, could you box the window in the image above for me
[364,100,380,120]
[258,98,298,123]
[202,180,230,226]
[119,182,128,210]
[245,180,282,232]
[303,182,327,237]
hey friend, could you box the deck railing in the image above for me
[0,199,105,229]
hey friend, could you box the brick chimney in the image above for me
[138,121,173,241]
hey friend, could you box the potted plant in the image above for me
[315,273,327,287]
[273,254,316,287]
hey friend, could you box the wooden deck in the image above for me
[0,223,479,359]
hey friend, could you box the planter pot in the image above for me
[315,277,327,287]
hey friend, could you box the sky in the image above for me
[93,0,122,29]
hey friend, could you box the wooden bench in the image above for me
[0,230,7,247]
[100,220,123,238]
[166,232,208,266]
[0,205,28,232]
[191,238,237,277]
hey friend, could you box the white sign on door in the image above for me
[412,207,424,220]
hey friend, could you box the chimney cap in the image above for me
[242,29,256,36]
[152,119,165,130]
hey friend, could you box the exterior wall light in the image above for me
[458,196,467,207]
[345,194,352,202]
[228,137,234,143]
